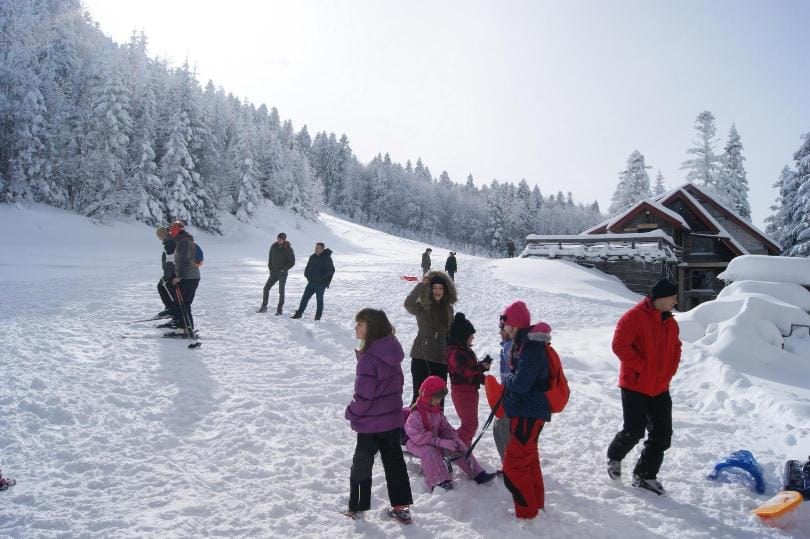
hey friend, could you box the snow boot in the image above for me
[386,506,412,524]
[475,470,498,485]
[257,306,267,313]
[290,312,302,319]
[632,474,665,495]
[607,459,621,480]
[433,480,454,493]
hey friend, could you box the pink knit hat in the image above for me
[419,375,448,399]
[501,301,531,330]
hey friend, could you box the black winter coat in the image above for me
[445,255,457,273]
[304,249,335,287]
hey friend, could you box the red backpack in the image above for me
[544,343,569,413]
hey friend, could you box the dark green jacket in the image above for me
[269,241,295,273]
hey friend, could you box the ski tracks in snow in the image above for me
[0,231,801,537]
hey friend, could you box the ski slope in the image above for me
[1,202,809,538]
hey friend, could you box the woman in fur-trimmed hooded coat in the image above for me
[404,270,457,406]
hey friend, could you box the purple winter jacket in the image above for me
[345,335,406,433]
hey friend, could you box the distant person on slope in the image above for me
[344,308,413,524]
[404,271,457,408]
[501,301,552,520]
[404,376,496,493]
[168,221,200,334]
[606,279,681,496]
[291,242,335,321]
[155,226,177,322]
[421,248,432,274]
[506,240,516,258]
[257,232,295,315]
[444,251,457,281]
[447,313,492,447]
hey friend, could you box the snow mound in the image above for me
[718,280,810,312]
[488,257,639,306]
[677,283,810,389]
[719,255,810,286]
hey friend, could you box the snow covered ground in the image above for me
[1,202,809,538]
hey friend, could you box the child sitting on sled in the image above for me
[404,376,497,492]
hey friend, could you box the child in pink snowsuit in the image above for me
[447,312,492,447]
[404,376,496,491]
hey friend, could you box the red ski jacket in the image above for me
[612,298,681,397]
[447,345,486,388]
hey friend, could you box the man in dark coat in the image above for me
[421,248,432,274]
[291,242,335,321]
[506,240,516,258]
[606,278,681,495]
[258,232,295,315]
[444,252,457,281]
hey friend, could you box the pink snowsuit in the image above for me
[404,404,484,490]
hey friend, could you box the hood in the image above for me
[526,321,552,343]
[362,334,404,366]
[320,248,333,257]
[419,270,458,306]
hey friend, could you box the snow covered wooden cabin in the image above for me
[524,183,782,310]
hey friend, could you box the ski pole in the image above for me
[174,285,193,340]
[463,389,506,459]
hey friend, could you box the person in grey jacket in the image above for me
[258,232,295,315]
[168,221,200,332]
[421,248,432,274]
[404,270,457,406]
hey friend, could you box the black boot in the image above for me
[291,312,302,319]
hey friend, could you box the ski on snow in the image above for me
[121,331,203,348]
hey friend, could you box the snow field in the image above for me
[1,203,808,537]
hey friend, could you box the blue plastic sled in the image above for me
[707,450,766,494]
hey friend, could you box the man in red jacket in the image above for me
[606,279,681,495]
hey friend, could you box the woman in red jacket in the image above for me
[606,279,681,495]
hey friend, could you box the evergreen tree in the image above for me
[609,150,651,215]
[486,193,506,250]
[681,110,721,190]
[716,124,751,220]
[653,170,666,196]
[765,165,794,246]
[784,133,810,257]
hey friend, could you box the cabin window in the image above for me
[691,236,714,254]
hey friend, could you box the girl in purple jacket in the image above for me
[404,376,496,492]
[344,308,413,524]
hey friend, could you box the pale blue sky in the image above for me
[83,0,809,229]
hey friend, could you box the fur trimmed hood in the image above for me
[418,270,457,307]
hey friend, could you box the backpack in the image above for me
[544,343,569,413]
[193,243,204,267]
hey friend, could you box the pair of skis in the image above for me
[123,314,202,349]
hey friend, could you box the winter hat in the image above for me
[429,274,447,289]
[530,321,552,342]
[650,279,678,301]
[168,221,184,237]
[501,301,531,330]
[277,232,287,240]
[449,312,476,345]
[426,248,432,252]
[156,227,168,240]
[419,375,448,400]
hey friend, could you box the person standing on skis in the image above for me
[168,221,200,334]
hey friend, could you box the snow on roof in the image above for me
[718,254,810,286]
[581,198,689,235]
[676,183,782,251]
[678,188,749,255]
[527,229,675,244]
